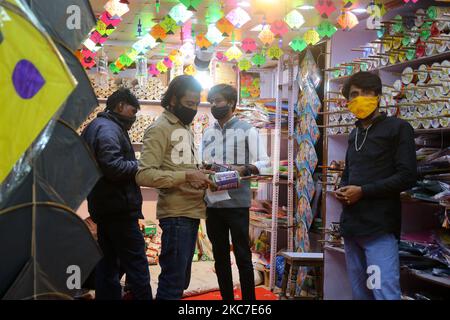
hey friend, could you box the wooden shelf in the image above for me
[324,245,345,254]
[324,127,450,137]
[403,267,450,288]
[329,52,450,84]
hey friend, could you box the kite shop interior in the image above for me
[1,0,450,300]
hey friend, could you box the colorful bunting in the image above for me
[285,9,305,29]
[184,64,196,75]
[205,3,224,24]
[337,11,359,30]
[226,7,251,28]
[290,38,307,52]
[258,27,275,46]
[251,53,266,67]
[225,45,243,61]
[216,17,234,37]
[148,64,160,77]
[205,24,225,46]
[303,29,320,45]
[150,24,167,42]
[238,59,252,71]
[196,33,212,50]
[241,38,257,53]
[169,4,194,25]
[317,20,337,38]
[216,52,228,62]
[267,46,283,60]
[163,56,173,69]
[160,15,179,34]
[179,0,202,12]
[270,20,289,38]
[104,0,130,17]
[157,60,168,73]
[100,11,122,27]
[315,0,336,18]
[132,34,158,54]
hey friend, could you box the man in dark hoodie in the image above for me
[82,88,152,300]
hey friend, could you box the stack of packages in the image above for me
[262,101,289,130]
[250,199,287,272]
[293,50,322,296]
[235,101,270,129]
[404,135,450,209]
[141,220,161,265]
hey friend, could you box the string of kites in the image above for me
[77,0,387,76]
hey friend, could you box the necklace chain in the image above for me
[355,124,372,152]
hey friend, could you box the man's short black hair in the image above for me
[106,88,140,111]
[342,72,382,99]
[161,75,202,109]
[207,84,238,109]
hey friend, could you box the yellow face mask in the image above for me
[347,96,379,120]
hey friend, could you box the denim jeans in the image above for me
[96,219,152,300]
[156,217,200,300]
[344,233,401,300]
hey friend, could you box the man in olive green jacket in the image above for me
[136,75,212,300]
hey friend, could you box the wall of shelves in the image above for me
[322,1,450,300]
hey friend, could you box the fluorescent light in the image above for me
[238,1,251,7]
[352,8,367,14]
[194,71,213,89]
[298,5,314,10]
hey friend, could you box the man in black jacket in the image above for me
[82,88,152,300]
[335,72,417,300]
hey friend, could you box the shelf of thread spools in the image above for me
[326,6,450,84]
[321,60,450,136]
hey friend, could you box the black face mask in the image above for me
[211,104,231,120]
[173,103,197,125]
[111,111,136,130]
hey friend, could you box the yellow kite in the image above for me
[0,1,76,183]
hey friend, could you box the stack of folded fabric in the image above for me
[235,102,269,128]
[249,200,288,229]
[400,229,450,279]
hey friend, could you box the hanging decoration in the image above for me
[150,24,167,42]
[337,10,359,30]
[251,53,266,67]
[135,54,148,87]
[267,46,283,60]
[205,24,225,46]
[226,7,251,28]
[169,4,194,25]
[216,17,234,37]
[367,1,387,18]
[241,38,257,54]
[157,60,168,73]
[179,0,202,11]
[155,0,161,13]
[148,64,160,77]
[303,29,321,45]
[184,64,196,75]
[270,20,289,38]
[315,0,336,18]
[104,0,130,17]
[317,20,337,38]
[79,1,129,69]
[205,3,224,24]
[285,9,305,30]
[238,59,252,71]
[258,27,275,46]
[342,0,356,9]
[160,15,179,35]
[216,52,228,62]
[137,18,143,37]
[196,33,212,50]
[163,56,174,69]
[225,45,243,61]
[290,37,307,52]
[132,34,157,54]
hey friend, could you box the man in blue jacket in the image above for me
[82,88,152,300]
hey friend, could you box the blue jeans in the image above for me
[96,219,152,300]
[156,217,200,300]
[344,233,401,300]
